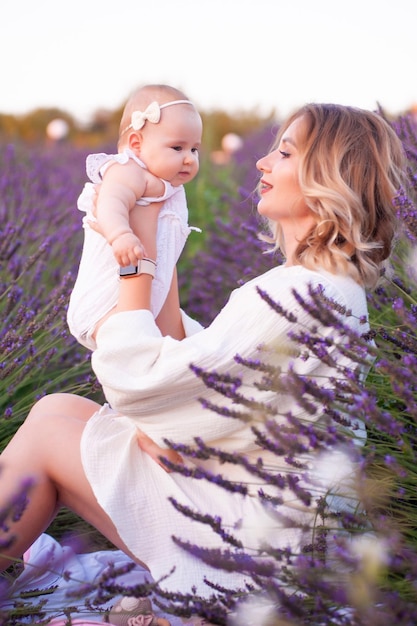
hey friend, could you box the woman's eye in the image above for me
[279,150,290,158]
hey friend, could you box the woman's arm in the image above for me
[93,268,363,419]
[155,268,185,339]
[114,200,161,312]
[95,197,185,468]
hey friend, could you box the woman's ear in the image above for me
[128,132,142,154]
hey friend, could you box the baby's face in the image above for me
[138,105,202,186]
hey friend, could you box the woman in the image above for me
[0,104,405,607]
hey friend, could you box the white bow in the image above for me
[130,101,161,130]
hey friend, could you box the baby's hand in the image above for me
[111,232,145,266]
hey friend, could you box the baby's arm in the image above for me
[96,159,149,266]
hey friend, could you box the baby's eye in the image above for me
[279,150,290,158]
[191,147,199,154]
[172,146,182,152]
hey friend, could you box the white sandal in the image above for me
[107,596,171,626]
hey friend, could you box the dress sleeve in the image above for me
[85,153,120,183]
[91,268,345,418]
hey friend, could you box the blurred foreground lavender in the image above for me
[1,111,417,624]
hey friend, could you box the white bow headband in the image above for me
[120,100,193,135]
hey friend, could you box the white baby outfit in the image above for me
[81,265,370,596]
[67,149,196,350]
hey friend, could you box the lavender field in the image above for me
[1,112,417,624]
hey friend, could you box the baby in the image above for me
[67,84,202,349]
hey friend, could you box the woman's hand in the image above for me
[136,428,184,472]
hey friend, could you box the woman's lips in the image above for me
[259,178,272,193]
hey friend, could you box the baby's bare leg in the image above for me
[0,393,145,571]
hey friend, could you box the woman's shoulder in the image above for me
[240,264,367,315]
[250,263,364,290]
[242,264,322,291]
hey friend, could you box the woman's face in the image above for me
[256,116,312,226]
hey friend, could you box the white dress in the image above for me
[81,265,369,595]
[67,149,197,350]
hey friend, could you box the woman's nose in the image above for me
[256,154,269,172]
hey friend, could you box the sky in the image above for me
[2,0,416,125]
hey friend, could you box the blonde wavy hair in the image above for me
[266,103,406,288]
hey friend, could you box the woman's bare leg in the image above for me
[0,393,146,570]
[0,394,216,625]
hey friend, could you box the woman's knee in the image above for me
[28,393,60,415]
[27,393,100,424]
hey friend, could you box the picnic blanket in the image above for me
[0,533,182,625]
